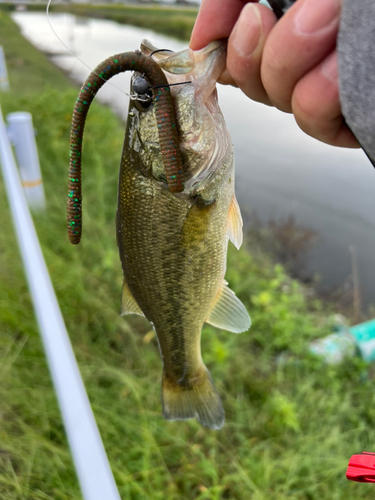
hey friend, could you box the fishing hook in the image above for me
[150,48,174,57]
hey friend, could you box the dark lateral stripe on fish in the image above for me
[68,51,184,245]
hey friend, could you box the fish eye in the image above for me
[132,76,153,112]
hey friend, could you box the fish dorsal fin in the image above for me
[227,195,243,250]
[206,280,251,333]
[121,280,144,317]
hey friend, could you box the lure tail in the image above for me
[162,365,225,430]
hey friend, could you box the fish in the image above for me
[68,40,251,430]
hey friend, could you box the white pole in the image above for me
[7,112,46,210]
[0,105,121,500]
[0,46,10,91]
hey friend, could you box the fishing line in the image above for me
[153,81,192,89]
[46,0,192,102]
[46,0,129,97]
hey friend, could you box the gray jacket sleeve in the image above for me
[338,0,375,166]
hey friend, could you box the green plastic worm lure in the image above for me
[67,50,184,244]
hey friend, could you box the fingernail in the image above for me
[294,0,340,36]
[322,51,338,82]
[232,4,262,58]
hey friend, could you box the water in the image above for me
[12,12,375,308]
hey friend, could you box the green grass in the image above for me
[1,10,375,500]
[1,2,198,41]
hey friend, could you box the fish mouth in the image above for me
[140,39,227,78]
[140,40,231,194]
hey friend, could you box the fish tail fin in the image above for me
[162,367,225,430]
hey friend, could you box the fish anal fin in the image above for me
[227,194,243,250]
[206,280,251,333]
[121,279,144,317]
[162,366,225,430]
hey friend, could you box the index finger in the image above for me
[190,0,259,50]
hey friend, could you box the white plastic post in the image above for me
[7,112,46,210]
[0,105,121,500]
[0,46,10,91]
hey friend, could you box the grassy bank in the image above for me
[0,2,198,41]
[1,10,375,500]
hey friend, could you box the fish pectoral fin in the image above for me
[121,280,144,317]
[206,280,251,333]
[227,194,243,250]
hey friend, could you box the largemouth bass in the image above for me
[68,40,251,430]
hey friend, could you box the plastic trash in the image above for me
[349,319,375,362]
[309,329,357,364]
[309,319,375,364]
[347,451,375,482]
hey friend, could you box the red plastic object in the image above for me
[347,452,375,482]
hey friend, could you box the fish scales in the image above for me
[118,105,231,376]
[69,40,251,430]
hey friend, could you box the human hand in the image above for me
[190,0,359,148]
